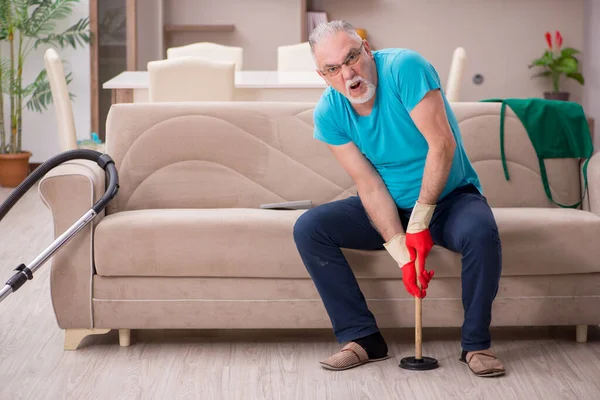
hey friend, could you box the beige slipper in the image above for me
[319,342,390,371]
[459,349,506,377]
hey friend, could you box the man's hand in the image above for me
[405,202,436,291]
[400,259,424,298]
[384,233,425,298]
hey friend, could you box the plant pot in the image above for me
[0,151,32,188]
[543,92,570,101]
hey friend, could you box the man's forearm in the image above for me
[358,184,404,242]
[418,141,456,205]
[409,89,458,206]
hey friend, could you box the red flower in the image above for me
[545,32,552,49]
[555,30,563,50]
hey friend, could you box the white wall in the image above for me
[584,0,599,148]
[137,0,164,70]
[309,0,585,103]
[1,1,91,163]
[162,0,302,70]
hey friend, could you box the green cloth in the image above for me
[481,98,593,208]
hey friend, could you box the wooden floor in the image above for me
[2,186,600,399]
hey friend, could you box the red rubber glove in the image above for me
[405,202,437,293]
[383,233,425,298]
[400,259,425,298]
[405,229,435,290]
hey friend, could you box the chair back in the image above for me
[277,42,316,72]
[445,47,466,102]
[148,57,236,102]
[167,42,243,71]
[44,49,78,151]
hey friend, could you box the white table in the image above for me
[103,70,328,104]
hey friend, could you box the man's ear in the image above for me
[363,40,374,59]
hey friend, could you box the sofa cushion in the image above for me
[94,208,600,278]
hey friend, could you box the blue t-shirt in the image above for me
[313,48,482,209]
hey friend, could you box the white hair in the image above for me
[308,20,362,54]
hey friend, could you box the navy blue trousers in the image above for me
[293,184,502,351]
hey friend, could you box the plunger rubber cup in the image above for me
[400,356,439,371]
[399,254,439,371]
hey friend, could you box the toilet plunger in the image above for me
[399,254,439,370]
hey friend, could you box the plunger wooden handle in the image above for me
[415,255,422,360]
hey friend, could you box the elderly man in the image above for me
[292,21,505,377]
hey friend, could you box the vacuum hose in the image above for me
[0,149,119,304]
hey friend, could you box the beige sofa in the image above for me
[38,101,600,350]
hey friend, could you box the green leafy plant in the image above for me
[0,0,90,154]
[529,30,584,94]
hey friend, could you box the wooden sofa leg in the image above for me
[576,325,588,343]
[119,329,131,347]
[64,328,111,350]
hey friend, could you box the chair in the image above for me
[445,47,466,102]
[147,57,235,102]
[43,49,81,152]
[166,42,243,71]
[277,42,316,72]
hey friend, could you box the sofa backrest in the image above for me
[104,102,584,214]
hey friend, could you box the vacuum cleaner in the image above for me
[0,149,119,304]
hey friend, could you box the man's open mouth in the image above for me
[349,81,361,91]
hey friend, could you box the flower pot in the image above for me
[543,92,570,101]
[0,151,32,187]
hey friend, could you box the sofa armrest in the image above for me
[38,160,106,329]
[583,152,600,215]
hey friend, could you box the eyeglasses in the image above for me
[320,43,364,77]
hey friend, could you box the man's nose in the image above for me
[341,63,355,81]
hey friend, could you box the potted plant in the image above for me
[0,0,90,187]
[529,30,584,101]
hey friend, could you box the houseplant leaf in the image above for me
[555,57,578,74]
[0,0,12,41]
[0,58,13,94]
[27,0,78,37]
[566,72,584,85]
[529,58,548,68]
[34,17,90,49]
[532,71,552,78]
[561,47,580,58]
[24,69,52,112]
[24,67,74,112]
[529,50,553,68]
